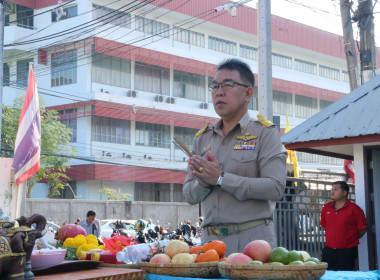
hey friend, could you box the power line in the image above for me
[4,2,217,85]
[6,6,217,82]
[5,0,76,23]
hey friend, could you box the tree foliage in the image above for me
[1,96,77,198]
[99,188,132,200]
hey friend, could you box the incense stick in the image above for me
[172,137,192,157]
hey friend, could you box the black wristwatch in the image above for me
[216,172,224,186]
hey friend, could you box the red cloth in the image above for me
[320,200,367,249]
[344,160,355,183]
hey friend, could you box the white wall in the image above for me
[354,143,369,271]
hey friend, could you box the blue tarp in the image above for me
[147,270,380,280]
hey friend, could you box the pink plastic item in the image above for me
[31,248,67,269]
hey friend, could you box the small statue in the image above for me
[0,208,46,280]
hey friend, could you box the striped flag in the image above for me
[12,66,41,186]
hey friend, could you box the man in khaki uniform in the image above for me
[183,58,287,255]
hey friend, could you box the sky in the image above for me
[240,0,380,44]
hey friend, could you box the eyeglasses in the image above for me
[208,80,250,92]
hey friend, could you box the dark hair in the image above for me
[87,210,96,217]
[333,181,349,195]
[217,58,255,87]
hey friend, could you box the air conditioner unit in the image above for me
[102,151,112,157]
[155,95,164,102]
[127,89,137,97]
[200,102,208,109]
[122,153,132,159]
[166,97,175,104]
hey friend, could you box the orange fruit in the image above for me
[189,246,203,255]
[201,240,227,257]
[220,257,227,261]
[195,249,219,263]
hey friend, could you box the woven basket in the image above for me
[139,261,220,278]
[218,262,328,280]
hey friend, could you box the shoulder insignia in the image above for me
[195,123,210,137]
[257,114,275,127]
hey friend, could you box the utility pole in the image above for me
[358,0,376,83]
[0,0,4,149]
[339,0,360,91]
[257,0,273,121]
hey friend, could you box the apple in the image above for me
[172,253,195,264]
[243,240,272,263]
[150,254,172,264]
[226,253,253,264]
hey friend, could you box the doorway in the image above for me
[367,149,380,269]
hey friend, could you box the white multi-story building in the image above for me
[4,0,377,200]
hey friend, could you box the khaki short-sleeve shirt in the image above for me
[183,112,287,226]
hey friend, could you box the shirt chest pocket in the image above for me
[230,150,258,177]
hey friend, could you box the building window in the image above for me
[136,122,170,148]
[240,44,257,60]
[5,14,9,26]
[248,87,259,111]
[16,58,33,87]
[273,90,292,115]
[173,184,184,202]
[135,16,169,37]
[294,95,318,118]
[17,5,33,29]
[135,62,169,95]
[3,63,10,86]
[174,127,197,150]
[273,53,292,69]
[173,27,205,47]
[58,108,78,142]
[51,50,77,87]
[134,182,170,202]
[92,4,131,28]
[50,181,77,199]
[52,5,78,22]
[294,58,317,75]
[342,70,349,83]
[91,116,131,144]
[320,99,333,110]
[319,65,340,80]
[92,53,131,88]
[209,36,237,55]
[173,70,205,101]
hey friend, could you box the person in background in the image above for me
[183,58,287,255]
[79,210,101,237]
[320,181,367,271]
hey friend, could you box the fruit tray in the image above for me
[139,261,221,278]
[218,262,328,280]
